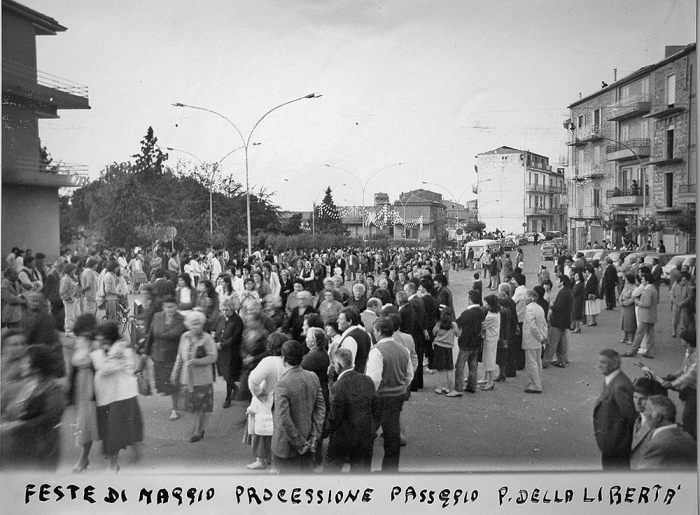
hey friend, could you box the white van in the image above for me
[465,239,501,264]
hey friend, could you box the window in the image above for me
[640,119,648,139]
[593,108,601,127]
[641,77,649,97]
[620,124,630,141]
[578,115,584,128]
[529,172,532,184]
[620,85,630,101]
[594,146,601,164]
[666,127,675,159]
[665,173,674,208]
[593,189,601,207]
[666,74,676,107]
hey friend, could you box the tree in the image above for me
[672,209,696,238]
[279,213,306,235]
[464,220,486,234]
[316,187,347,235]
[132,126,168,180]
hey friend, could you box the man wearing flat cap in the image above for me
[629,376,667,470]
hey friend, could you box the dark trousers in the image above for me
[410,338,424,391]
[378,395,404,472]
[273,452,314,473]
[454,347,479,392]
[682,388,697,441]
[424,336,434,370]
[601,453,630,470]
[50,300,65,331]
[506,323,525,376]
[324,438,374,472]
[604,286,616,309]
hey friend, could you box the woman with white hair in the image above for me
[170,310,217,442]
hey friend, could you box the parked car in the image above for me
[620,252,650,273]
[525,232,546,244]
[643,252,678,268]
[540,242,560,261]
[576,249,598,262]
[501,237,516,251]
[590,249,611,264]
[543,231,564,240]
[661,254,696,283]
[607,250,633,265]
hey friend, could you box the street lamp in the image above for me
[173,93,321,255]
[324,162,404,243]
[166,145,244,247]
[422,181,471,231]
[282,178,325,235]
[395,192,430,239]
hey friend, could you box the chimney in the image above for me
[614,68,617,81]
[665,45,685,58]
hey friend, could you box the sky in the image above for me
[24,0,697,212]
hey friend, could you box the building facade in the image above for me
[475,146,566,235]
[566,44,696,253]
[2,0,90,261]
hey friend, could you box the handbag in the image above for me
[253,413,274,436]
[137,369,152,396]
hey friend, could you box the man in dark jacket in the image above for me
[544,275,573,368]
[593,349,637,469]
[601,257,618,310]
[324,348,379,473]
[450,289,484,395]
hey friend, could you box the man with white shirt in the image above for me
[634,395,697,470]
[366,316,413,472]
[361,298,381,335]
[336,307,371,373]
[210,253,222,284]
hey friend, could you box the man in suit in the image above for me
[593,349,637,470]
[324,348,379,473]
[622,273,659,358]
[404,282,429,390]
[649,258,663,292]
[151,268,176,303]
[544,274,572,369]
[601,257,618,310]
[272,340,326,473]
[630,377,668,469]
[451,289,484,395]
[634,395,697,470]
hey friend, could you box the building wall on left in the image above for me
[2,184,60,261]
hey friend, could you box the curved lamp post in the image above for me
[173,93,321,255]
[324,162,404,243]
[166,145,244,247]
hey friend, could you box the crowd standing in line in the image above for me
[0,240,695,473]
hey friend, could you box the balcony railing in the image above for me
[567,124,603,145]
[575,162,608,179]
[526,183,567,193]
[5,156,90,186]
[608,94,652,121]
[605,138,650,154]
[2,58,89,99]
[575,206,603,219]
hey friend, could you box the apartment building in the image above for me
[475,146,566,235]
[566,44,695,252]
[2,0,91,260]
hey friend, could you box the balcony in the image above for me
[607,95,651,121]
[2,58,90,111]
[644,105,687,120]
[574,162,608,180]
[678,183,696,204]
[572,206,603,219]
[605,139,651,161]
[526,183,567,194]
[567,124,603,146]
[647,155,684,166]
[2,156,89,188]
[605,187,648,207]
[525,207,563,216]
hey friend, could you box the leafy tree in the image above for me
[464,220,486,234]
[672,209,696,238]
[279,213,306,235]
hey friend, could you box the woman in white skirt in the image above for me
[91,321,144,473]
[479,295,501,391]
[583,265,600,326]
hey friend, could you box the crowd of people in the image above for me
[0,241,695,473]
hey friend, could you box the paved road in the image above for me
[54,245,687,474]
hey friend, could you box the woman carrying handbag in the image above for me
[170,310,217,442]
